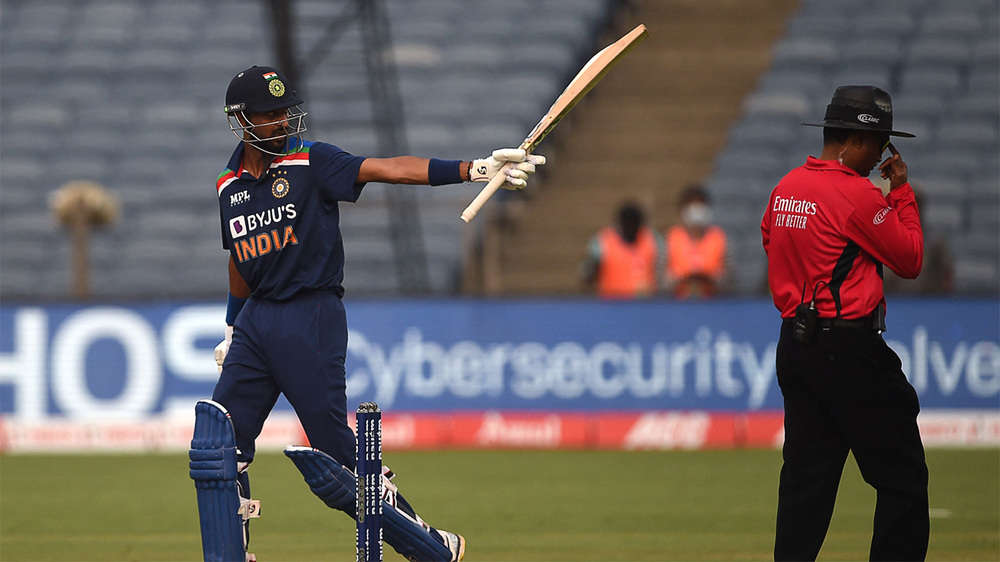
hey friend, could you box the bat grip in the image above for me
[460,162,512,223]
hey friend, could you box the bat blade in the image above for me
[460,24,648,223]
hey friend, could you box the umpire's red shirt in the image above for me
[762,156,923,319]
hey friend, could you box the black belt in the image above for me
[818,317,873,329]
[817,306,885,332]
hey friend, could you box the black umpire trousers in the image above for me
[774,319,929,562]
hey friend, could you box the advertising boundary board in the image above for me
[1,410,998,453]
[0,298,996,451]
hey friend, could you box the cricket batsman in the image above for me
[188,65,544,561]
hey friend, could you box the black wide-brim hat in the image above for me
[802,85,915,137]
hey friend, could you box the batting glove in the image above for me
[470,148,546,190]
[214,325,233,374]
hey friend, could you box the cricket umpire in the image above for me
[761,86,928,561]
[192,65,544,561]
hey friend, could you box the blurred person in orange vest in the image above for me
[664,184,727,298]
[583,201,664,298]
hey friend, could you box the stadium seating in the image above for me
[708,0,999,294]
[0,0,614,299]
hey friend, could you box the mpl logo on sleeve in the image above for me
[230,190,250,207]
[229,216,247,238]
[873,206,892,225]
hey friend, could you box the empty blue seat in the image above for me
[969,202,999,230]
[727,119,799,148]
[905,38,973,66]
[973,37,1000,65]
[951,93,999,120]
[714,147,787,179]
[743,91,812,117]
[892,92,947,120]
[851,13,918,36]
[898,67,962,95]
[784,15,851,39]
[758,69,829,96]
[771,39,839,68]
[953,256,998,294]
[920,150,985,175]
[506,41,578,77]
[935,120,998,147]
[57,49,120,75]
[968,178,1000,203]
[968,65,999,92]
[919,11,984,37]
[840,38,903,67]
[829,67,892,91]
[911,175,968,201]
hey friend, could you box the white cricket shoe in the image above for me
[439,530,465,561]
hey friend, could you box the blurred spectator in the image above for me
[883,189,954,294]
[583,201,664,298]
[664,184,727,298]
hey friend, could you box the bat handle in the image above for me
[460,163,512,223]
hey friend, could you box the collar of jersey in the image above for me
[225,142,264,180]
[226,139,310,178]
[804,155,860,176]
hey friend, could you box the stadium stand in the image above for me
[1,1,994,299]
[708,0,999,294]
[0,0,616,299]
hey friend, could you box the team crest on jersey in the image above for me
[268,79,285,97]
[272,177,290,198]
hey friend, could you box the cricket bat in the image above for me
[460,24,648,223]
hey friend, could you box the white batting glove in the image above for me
[470,148,546,190]
[214,325,234,374]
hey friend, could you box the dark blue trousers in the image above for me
[213,290,355,467]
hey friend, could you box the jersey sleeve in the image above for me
[309,142,368,203]
[760,197,772,255]
[219,197,229,250]
[844,181,924,279]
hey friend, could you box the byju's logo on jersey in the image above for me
[229,203,297,239]
[230,190,250,207]
[229,216,247,238]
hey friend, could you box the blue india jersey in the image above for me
[216,140,367,300]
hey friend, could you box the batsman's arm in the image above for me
[229,256,250,299]
[356,150,543,188]
[216,256,251,373]
[357,157,472,185]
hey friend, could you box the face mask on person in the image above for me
[682,203,712,227]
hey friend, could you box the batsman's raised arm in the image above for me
[356,148,545,189]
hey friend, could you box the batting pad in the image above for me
[189,400,247,562]
[284,446,453,561]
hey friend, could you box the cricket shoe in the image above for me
[439,530,465,561]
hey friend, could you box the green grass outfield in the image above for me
[1,449,996,561]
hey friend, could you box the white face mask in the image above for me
[682,203,712,227]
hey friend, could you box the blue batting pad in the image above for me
[284,447,453,561]
[189,400,245,562]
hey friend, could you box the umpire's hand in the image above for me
[880,143,909,190]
